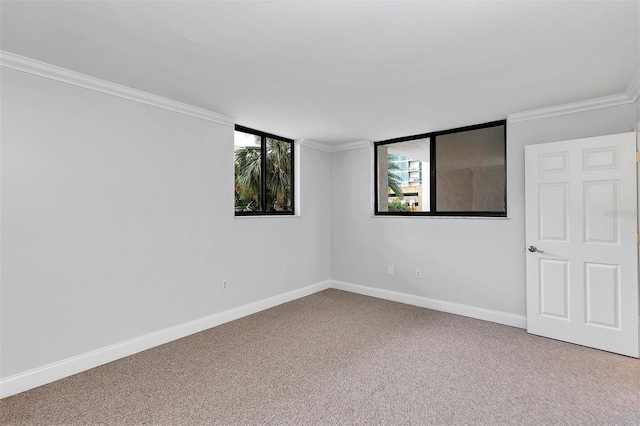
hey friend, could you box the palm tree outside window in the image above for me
[234,125,294,215]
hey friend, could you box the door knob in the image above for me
[527,245,544,253]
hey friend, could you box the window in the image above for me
[375,120,506,217]
[234,125,294,215]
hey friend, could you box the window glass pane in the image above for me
[435,125,505,212]
[234,130,262,212]
[265,138,293,212]
[377,138,430,212]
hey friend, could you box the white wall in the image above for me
[0,69,331,378]
[330,103,637,318]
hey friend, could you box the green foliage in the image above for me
[388,200,410,212]
[387,156,404,199]
[234,138,292,212]
[234,146,262,212]
[265,140,292,212]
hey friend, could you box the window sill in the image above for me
[370,214,509,220]
[234,214,300,219]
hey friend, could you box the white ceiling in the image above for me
[1,1,638,146]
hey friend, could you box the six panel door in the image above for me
[525,132,639,357]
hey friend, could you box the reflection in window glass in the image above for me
[435,126,505,213]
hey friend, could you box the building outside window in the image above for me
[375,120,506,216]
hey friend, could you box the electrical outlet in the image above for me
[222,280,228,291]
[388,265,394,275]
[415,269,422,279]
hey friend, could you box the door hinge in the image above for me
[638,233,640,244]
[636,152,640,162]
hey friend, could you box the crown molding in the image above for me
[507,70,640,123]
[5,50,636,134]
[0,51,235,127]
[625,71,640,102]
[507,93,634,123]
[329,140,371,152]
[299,139,332,152]
[300,138,370,152]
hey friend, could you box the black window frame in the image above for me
[234,124,295,216]
[374,120,507,217]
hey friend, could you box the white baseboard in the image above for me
[1,280,525,398]
[330,280,527,329]
[0,280,331,399]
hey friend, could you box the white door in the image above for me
[525,132,639,357]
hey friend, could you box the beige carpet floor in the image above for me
[1,289,639,425]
